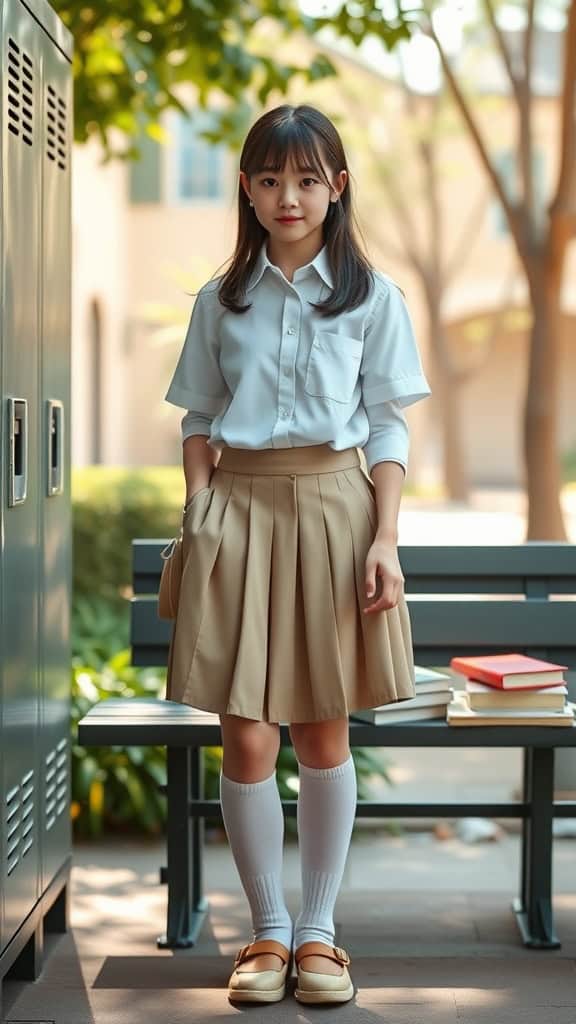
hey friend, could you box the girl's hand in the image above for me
[364,539,405,614]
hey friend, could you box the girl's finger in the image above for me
[364,577,399,613]
[365,563,377,597]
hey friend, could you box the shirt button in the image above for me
[286,327,296,335]
[279,408,287,418]
[283,366,291,377]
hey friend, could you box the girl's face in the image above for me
[240,153,347,246]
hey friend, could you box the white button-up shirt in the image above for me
[164,241,431,474]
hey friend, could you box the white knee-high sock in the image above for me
[294,753,357,949]
[219,769,293,949]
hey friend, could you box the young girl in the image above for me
[164,103,431,1006]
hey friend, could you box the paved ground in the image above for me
[3,486,576,1022]
[3,767,576,1023]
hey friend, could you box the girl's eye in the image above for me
[259,178,319,187]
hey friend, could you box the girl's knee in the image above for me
[289,719,350,769]
[219,714,280,782]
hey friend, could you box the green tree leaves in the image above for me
[54,0,411,159]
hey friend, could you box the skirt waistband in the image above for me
[216,443,361,475]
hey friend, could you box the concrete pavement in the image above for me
[3,812,576,1022]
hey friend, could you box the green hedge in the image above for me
[73,465,186,611]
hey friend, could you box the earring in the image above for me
[249,200,254,207]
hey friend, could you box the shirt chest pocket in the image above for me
[304,332,363,404]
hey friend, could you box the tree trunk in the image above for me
[523,259,567,540]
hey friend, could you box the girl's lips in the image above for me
[276,217,303,222]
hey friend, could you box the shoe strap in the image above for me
[234,939,291,967]
[295,942,350,967]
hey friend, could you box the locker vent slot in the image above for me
[45,736,69,830]
[7,36,34,146]
[5,770,36,875]
[46,82,67,171]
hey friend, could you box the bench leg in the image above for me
[157,746,208,949]
[190,743,207,932]
[512,746,560,949]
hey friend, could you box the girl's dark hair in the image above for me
[216,104,374,317]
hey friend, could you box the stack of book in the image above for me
[446,653,575,727]
[350,666,454,724]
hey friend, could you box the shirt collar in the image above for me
[246,240,334,292]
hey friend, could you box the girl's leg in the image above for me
[288,718,357,974]
[219,713,293,971]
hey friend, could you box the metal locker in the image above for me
[0,0,73,1003]
[38,3,73,901]
[2,0,44,953]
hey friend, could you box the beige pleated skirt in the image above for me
[165,443,417,723]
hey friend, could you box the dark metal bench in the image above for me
[78,541,576,952]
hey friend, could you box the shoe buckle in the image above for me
[234,943,250,966]
[333,945,350,965]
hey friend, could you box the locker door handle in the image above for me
[46,399,64,496]
[7,397,28,505]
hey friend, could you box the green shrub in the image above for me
[73,465,185,611]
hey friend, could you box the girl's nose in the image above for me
[279,188,299,206]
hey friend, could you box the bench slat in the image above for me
[133,540,576,586]
[130,598,576,665]
[77,697,576,749]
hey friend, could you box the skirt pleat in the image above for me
[340,469,414,704]
[322,471,369,708]
[267,476,298,718]
[298,473,346,719]
[166,443,417,723]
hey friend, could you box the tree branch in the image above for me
[551,0,576,216]
[518,0,536,224]
[425,15,528,267]
[334,73,426,270]
[483,0,521,102]
[483,0,535,230]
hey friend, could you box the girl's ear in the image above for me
[331,169,348,201]
[239,170,252,202]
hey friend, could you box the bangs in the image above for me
[247,121,332,188]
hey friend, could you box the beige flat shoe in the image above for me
[227,939,293,1003]
[294,942,355,1004]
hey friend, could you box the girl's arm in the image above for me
[364,459,406,611]
[370,459,405,545]
[164,288,228,511]
[182,434,220,505]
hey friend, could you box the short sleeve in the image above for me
[362,399,409,475]
[361,275,432,408]
[181,409,212,440]
[164,288,229,414]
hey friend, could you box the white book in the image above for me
[351,703,448,725]
[353,690,452,715]
[447,693,575,727]
[389,690,453,710]
[466,679,568,710]
[414,665,454,693]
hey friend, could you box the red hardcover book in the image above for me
[449,653,568,690]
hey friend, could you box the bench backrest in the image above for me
[131,541,576,676]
